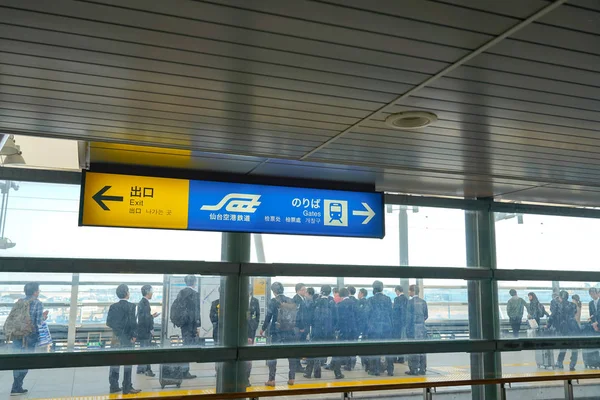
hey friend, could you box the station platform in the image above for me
[3,352,599,400]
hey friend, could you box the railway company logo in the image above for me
[200,193,262,213]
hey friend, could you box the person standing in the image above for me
[303,285,343,379]
[260,282,298,386]
[107,284,141,394]
[572,294,582,327]
[406,284,428,376]
[357,288,369,371]
[171,275,200,380]
[245,288,261,387]
[552,291,579,371]
[506,289,528,338]
[6,282,48,396]
[209,297,220,345]
[366,280,394,377]
[588,288,599,325]
[527,292,548,328]
[393,285,408,364]
[337,288,357,371]
[137,285,158,377]
[292,283,309,372]
[346,286,359,370]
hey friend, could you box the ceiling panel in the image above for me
[2,0,600,207]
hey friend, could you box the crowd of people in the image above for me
[507,288,600,371]
[7,280,600,395]
[259,280,429,386]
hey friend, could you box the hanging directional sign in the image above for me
[80,172,385,238]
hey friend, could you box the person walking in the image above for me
[366,281,394,377]
[260,282,298,386]
[551,291,579,371]
[292,283,309,373]
[136,285,158,377]
[506,289,528,338]
[170,275,200,379]
[107,284,141,394]
[392,285,408,364]
[5,282,48,396]
[406,285,428,376]
[337,288,358,371]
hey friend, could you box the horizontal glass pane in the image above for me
[498,281,600,338]
[0,181,221,260]
[495,212,600,271]
[245,277,470,346]
[0,273,222,353]
[251,206,467,267]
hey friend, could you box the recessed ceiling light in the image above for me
[385,111,438,130]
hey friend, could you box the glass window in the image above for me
[245,276,470,346]
[0,272,222,354]
[251,206,467,267]
[0,181,221,260]
[497,280,599,338]
[495,213,600,271]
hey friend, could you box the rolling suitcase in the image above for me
[536,349,554,369]
[582,349,600,369]
[159,364,183,389]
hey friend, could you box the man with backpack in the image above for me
[260,282,298,386]
[5,282,47,396]
[106,284,140,394]
[170,275,200,380]
[303,285,344,380]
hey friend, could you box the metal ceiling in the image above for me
[1,0,599,205]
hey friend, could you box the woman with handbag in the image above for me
[527,292,549,328]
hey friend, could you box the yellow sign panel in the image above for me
[81,172,189,230]
[253,278,267,296]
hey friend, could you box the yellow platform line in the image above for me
[33,368,600,400]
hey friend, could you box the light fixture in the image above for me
[385,111,438,130]
[3,153,25,165]
[0,135,26,165]
[0,237,16,249]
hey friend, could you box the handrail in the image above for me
[128,371,600,399]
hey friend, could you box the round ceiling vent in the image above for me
[385,111,438,130]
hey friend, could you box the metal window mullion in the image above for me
[495,269,600,282]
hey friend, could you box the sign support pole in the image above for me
[218,232,250,394]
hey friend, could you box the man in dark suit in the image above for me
[337,288,358,371]
[366,281,394,376]
[209,298,220,344]
[346,286,359,370]
[245,289,261,387]
[292,283,309,372]
[393,285,409,364]
[107,284,140,394]
[406,285,429,376]
[136,284,158,377]
[176,275,201,379]
[588,288,599,325]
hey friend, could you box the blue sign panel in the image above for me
[187,180,384,238]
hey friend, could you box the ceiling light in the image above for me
[385,111,438,130]
[3,153,26,165]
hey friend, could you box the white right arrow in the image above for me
[352,202,375,224]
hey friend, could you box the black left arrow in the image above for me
[92,185,123,211]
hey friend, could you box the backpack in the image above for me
[275,297,298,332]
[3,299,33,339]
[170,294,191,328]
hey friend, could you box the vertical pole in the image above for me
[399,207,410,291]
[478,201,501,400]
[218,232,250,394]
[337,277,345,291]
[67,273,80,351]
[466,210,484,400]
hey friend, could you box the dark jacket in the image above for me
[406,296,428,339]
[136,297,154,340]
[528,299,548,322]
[210,299,220,343]
[393,294,409,334]
[590,300,599,324]
[107,299,137,345]
[550,301,579,335]
[357,297,368,336]
[293,293,309,332]
[178,287,201,331]
[312,295,337,340]
[262,294,295,337]
[337,297,358,340]
[366,293,393,339]
[248,296,260,340]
